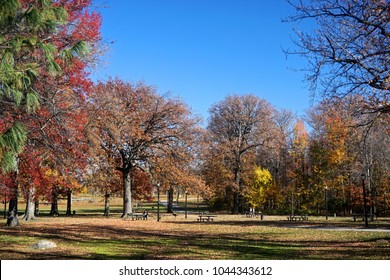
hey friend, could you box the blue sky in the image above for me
[92,0,312,122]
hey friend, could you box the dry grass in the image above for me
[1,212,390,260]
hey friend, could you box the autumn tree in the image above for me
[85,150,121,216]
[0,0,67,172]
[264,109,297,211]
[305,98,375,215]
[246,167,274,211]
[201,139,233,210]
[206,94,276,213]
[272,110,296,182]
[1,0,102,225]
[287,0,390,114]
[150,140,206,214]
[87,78,202,217]
[355,113,390,216]
[287,119,310,213]
[283,0,390,215]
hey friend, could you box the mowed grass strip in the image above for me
[1,214,390,260]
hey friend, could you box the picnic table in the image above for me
[197,214,217,222]
[287,214,308,221]
[72,197,94,203]
[353,213,376,222]
[127,212,148,220]
[245,211,264,220]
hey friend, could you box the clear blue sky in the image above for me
[92,0,311,122]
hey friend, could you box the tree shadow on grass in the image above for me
[166,218,390,231]
[1,219,390,260]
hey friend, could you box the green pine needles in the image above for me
[0,122,27,173]
[0,0,88,172]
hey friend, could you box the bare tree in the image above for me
[286,0,390,114]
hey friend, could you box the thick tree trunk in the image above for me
[233,167,241,214]
[167,186,174,213]
[7,202,19,227]
[6,180,19,227]
[103,189,111,217]
[233,191,240,214]
[225,186,232,211]
[22,187,36,221]
[7,199,20,227]
[122,171,132,217]
[66,190,72,216]
[50,188,59,216]
[34,200,39,216]
[176,187,181,205]
[6,164,21,226]
[6,209,20,227]
[3,194,7,219]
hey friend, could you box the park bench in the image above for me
[127,212,148,220]
[287,214,308,221]
[197,214,217,222]
[353,213,376,222]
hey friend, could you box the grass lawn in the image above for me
[1,198,390,260]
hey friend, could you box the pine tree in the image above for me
[0,0,89,173]
[1,0,65,172]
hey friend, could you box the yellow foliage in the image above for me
[80,186,88,194]
[325,115,348,165]
[246,167,273,209]
[292,120,308,154]
[253,167,273,186]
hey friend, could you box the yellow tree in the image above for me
[246,167,273,211]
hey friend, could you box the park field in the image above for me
[1,197,390,260]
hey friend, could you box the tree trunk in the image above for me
[6,176,19,227]
[66,190,72,216]
[50,188,59,216]
[225,186,232,211]
[176,187,181,205]
[7,196,19,227]
[3,194,7,219]
[103,189,111,217]
[167,186,174,213]
[22,187,36,221]
[34,200,39,216]
[6,209,20,227]
[233,166,241,214]
[122,170,132,217]
[233,191,240,214]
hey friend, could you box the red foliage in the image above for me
[2,1,101,203]
[131,169,153,202]
[348,184,373,207]
[0,173,15,203]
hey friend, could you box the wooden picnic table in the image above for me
[287,214,308,221]
[353,213,376,222]
[127,212,148,220]
[245,211,264,219]
[197,214,217,222]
